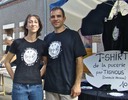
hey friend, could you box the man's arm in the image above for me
[0,54,7,64]
[40,56,47,77]
[71,56,83,98]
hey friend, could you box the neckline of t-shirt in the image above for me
[23,38,38,43]
[53,28,68,35]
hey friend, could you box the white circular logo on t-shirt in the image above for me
[22,48,38,66]
[112,26,119,41]
[49,41,61,59]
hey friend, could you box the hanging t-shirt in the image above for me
[103,12,128,52]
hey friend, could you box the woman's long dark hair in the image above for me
[23,14,43,38]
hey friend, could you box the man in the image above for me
[43,7,86,100]
[0,36,16,68]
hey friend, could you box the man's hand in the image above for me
[70,84,81,98]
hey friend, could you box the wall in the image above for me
[0,0,56,55]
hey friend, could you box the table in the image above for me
[78,82,128,100]
[78,80,128,100]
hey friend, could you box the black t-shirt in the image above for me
[9,38,46,84]
[5,45,16,66]
[103,13,128,52]
[5,46,11,54]
[44,29,86,94]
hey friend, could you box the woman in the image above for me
[5,14,46,100]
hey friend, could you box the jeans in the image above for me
[12,83,43,100]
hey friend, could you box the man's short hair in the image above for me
[50,7,65,17]
[6,36,13,40]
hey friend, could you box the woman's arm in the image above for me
[40,56,47,77]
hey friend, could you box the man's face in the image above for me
[50,9,65,29]
[5,39,13,46]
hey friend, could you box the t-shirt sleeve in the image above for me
[5,46,10,54]
[9,40,17,54]
[74,32,86,57]
[43,37,49,56]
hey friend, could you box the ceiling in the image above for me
[61,0,109,31]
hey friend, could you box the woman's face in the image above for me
[26,16,40,34]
